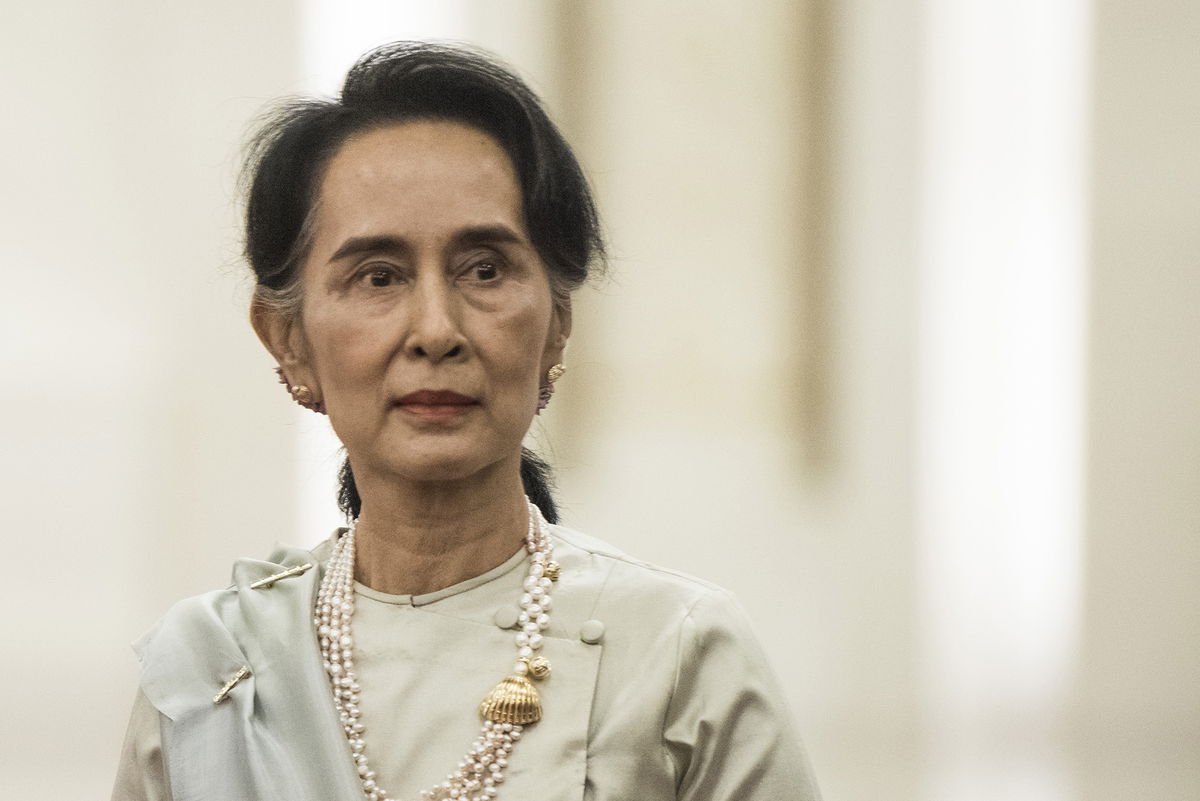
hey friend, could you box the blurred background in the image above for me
[1,1,1196,799]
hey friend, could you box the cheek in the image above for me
[303,312,390,390]
[482,303,554,380]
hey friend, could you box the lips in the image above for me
[398,390,476,406]
[395,389,479,421]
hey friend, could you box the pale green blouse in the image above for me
[113,526,821,800]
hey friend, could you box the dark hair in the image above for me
[243,41,605,523]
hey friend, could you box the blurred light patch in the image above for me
[916,0,1089,799]
[301,0,469,94]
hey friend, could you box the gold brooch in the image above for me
[249,563,314,589]
[213,666,251,704]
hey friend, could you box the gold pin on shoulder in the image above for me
[249,562,314,590]
[213,666,251,704]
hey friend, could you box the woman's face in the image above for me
[276,121,569,487]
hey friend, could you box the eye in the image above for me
[357,264,400,288]
[466,260,501,282]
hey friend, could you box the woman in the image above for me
[113,41,820,801]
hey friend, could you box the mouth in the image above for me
[394,389,480,421]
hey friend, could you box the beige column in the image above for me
[1075,1,1200,798]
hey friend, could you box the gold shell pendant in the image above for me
[479,675,543,724]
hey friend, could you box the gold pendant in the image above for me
[479,675,543,724]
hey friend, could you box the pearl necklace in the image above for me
[315,499,558,801]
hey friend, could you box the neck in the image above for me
[349,459,529,596]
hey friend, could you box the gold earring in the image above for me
[537,364,566,413]
[275,367,326,414]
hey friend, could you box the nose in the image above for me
[406,274,466,363]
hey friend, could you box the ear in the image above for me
[544,297,572,365]
[250,298,317,389]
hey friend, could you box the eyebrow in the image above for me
[327,225,527,263]
[328,235,408,263]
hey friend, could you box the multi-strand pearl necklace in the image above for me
[315,499,558,801]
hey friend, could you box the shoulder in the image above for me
[554,524,725,589]
[133,539,329,719]
[549,524,749,636]
[140,538,327,634]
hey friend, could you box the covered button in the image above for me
[579,619,605,644]
[493,606,520,630]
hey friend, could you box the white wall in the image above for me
[0,2,299,795]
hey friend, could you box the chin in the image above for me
[402,460,485,484]
[347,424,525,488]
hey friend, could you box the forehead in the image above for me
[313,120,526,244]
